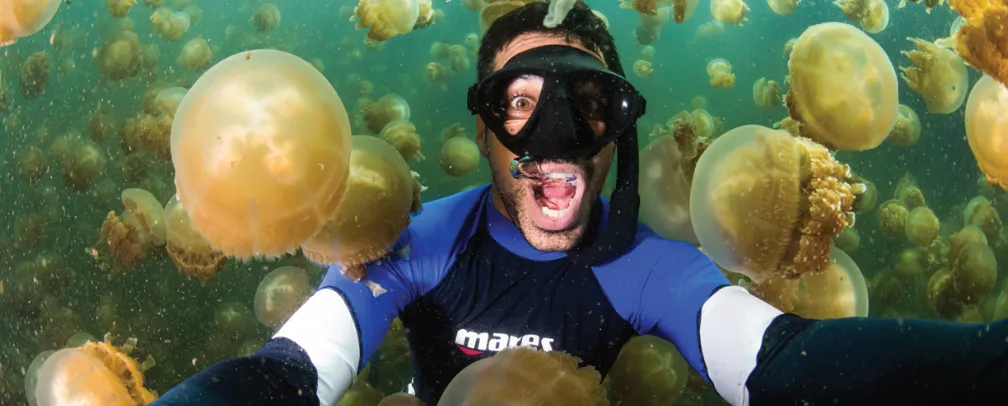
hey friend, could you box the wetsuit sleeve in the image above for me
[698,286,1008,406]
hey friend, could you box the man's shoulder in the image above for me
[407,185,489,238]
[595,222,728,287]
[620,223,711,266]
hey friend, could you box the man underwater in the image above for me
[154,2,1008,405]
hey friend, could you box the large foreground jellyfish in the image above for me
[946,0,1008,89]
[750,248,869,319]
[782,22,898,151]
[606,335,689,405]
[0,0,62,46]
[439,348,607,406]
[300,136,423,281]
[965,75,1008,190]
[690,125,860,283]
[899,38,969,114]
[35,335,157,405]
[171,50,353,258]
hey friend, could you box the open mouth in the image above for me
[524,164,587,231]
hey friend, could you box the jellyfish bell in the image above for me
[356,0,419,41]
[0,0,62,47]
[710,0,749,24]
[784,22,898,151]
[380,120,425,162]
[606,335,689,405]
[966,75,1008,190]
[690,125,858,283]
[905,206,940,246]
[768,0,799,16]
[170,49,353,259]
[153,87,188,118]
[254,265,312,328]
[900,38,968,114]
[860,0,889,33]
[639,134,698,244]
[706,58,735,88]
[479,1,528,34]
[888,104,921,147]
[440,135,480,177]
[790,248,870,318]
[362,93,411,134]
[164,195,227,283]
[121,188,167,247]
[177,37,212,72]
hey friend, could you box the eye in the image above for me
[509,95,535,112]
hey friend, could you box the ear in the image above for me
[475,116,490,158]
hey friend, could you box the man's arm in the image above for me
[701,286,1008,406]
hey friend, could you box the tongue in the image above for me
[539,182,575,210]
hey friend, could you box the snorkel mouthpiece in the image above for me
[509,156,578,184]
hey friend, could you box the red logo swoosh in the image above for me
[457,345,483,356]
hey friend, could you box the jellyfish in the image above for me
[300,136,423,280]
[752,77,783,108]
[877,199,909,240]
[252,3,280,32]
[706,58,735,88]
[964,196,1003,241]
[164,195,226,283]
[369,318,414,395]
[906,206,940,246]
[899,38,969,114]
[413,0,436,28]
[149,7,190,41]
[606,335,689,405]
[107,0,136,17]
[945,0,1008,89]
[254,266,312,328]
[355,0,419,41]
[620,0,661,15]
[782,22,898,151]
[19,146,48,182]
[362,93,411,134]
[834,0,889,33]
[183,4,202,23]
[769,0,800,16]
[177,37,212,71]
[851,176,877,212]
[20,51,50,99]
[711,0,749,24]
[479,1,530,34]
[791,248,869,318]
[439,348,607,406]
[888,104,922,147]
[949,225,988,261]
[448,44,471,72]
[696,20,725,37]
[640,45,656,60]
[378,393,425,406]
[63,141,107,191]
[380,120,425,162]
[214,302,255,341]
[424,62,450,83]
[690,125,859,283]
[640,132,702,244]
[440,129,480,177]
[35,336,157,405]
[672,0,700,22]
[965,75,1008,190]
[87,107,117,144]
[0,0,62,46]
[951,242,998,305]
[96,30,142,82]
[171,50,353,258]
[835,227,859,253]
[153,87,187,118]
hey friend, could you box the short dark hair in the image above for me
[476,1,625,81]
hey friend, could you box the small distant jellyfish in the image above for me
[440,125,480,177]
[752,77,783,108]
[768,0,800,16]
[899,37,969,114]
[0,0,62,47]
[19,146,48,182]
[706,59,735,88]
[834,0,889,34]
[121,188,167,247]
[355,0,419,41]
[710,0,749,25]
[424,61,450,83]
[380,120,425,162]
[153,87,188,118]
[254,266,312,328]
[252,3,280,33]
[20,51,51,99]
[150,7,190,41]
[362,93,411,134]
[633,59,654,77]
[641,45,655,60]
[607,335,689,405]
[177,37,212,71]
[107,0,137,17]
[63,141,107,191]
[888,104,921,147]
[96,30,142,82]
[906,206,940,246]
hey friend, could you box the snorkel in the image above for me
[468,45,644,266]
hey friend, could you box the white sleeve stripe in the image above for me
[273,289,360,406]
[699,285,783,406]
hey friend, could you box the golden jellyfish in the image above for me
[363,93,411,134]
[300,136,423,280]
[424,61,450,83]
[0,0,62,46]
[696,20,725,37]
[607,335,689,405]
[414,0,436,28]
[252,3,280,32]
[26,350,55,406]
[951,242,998,305]
[790,248,870,318]
[171,50,353,258]
[893,247,923,279]
[672,0,700,23]
[100,211,144,269]
[640,132,702,244]
[149,7,190,41]
[183,4,202,24]
[479,1,529,34]
[19,146,48,182]
[619,0,661,15]
[448,44,471,72]
[63,141,107,191]
[380,120,425,162]
[834,227,859,253]
[214,302,255,341]
[641,45,656,60]
[20,51,50,99]
[107,0,136,17]
[782,22,898,151]
[177,37,212,71]
[378,393,424,406]
[950,225,988,261]
[706,58,735,88]
[899,38,969,114]
[153,87,187,118]
[88,107,117,144]
[440,129,480,177]
[633,59,653,77]
[439,348,607,406]
[888,104,921,147]
[752,77,783,109]
[121,188,167,247]
[370,318,413,394]
[429,41,450,59]
[946,0,1008,89]
[690,125,859,283]
[851,176,877,212]
[35,336,157,406]
[97,30,142,82]
[338,382,385,405]
[164,195,226,283]
[894,174,926,209]
[877,199,909,240]
[965,75,1008,189]
[906,206,940,246]
[769,0,800,16]
[254,266,312,328]
[356,0,419,41]
[964,196,1003,241]
[710,0,749,24]
[834,0,889,33]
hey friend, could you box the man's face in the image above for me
[476,32,615,252]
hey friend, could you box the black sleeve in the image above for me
[746,314,1008,405]
[150,337,321,406]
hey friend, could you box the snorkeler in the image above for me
[153,2,1008,405]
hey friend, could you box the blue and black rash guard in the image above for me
[154,186,1008,406]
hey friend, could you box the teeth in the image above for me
[541,205,571,219]
[544,172,576,182]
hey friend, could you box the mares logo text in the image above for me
[454,328,555,356]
